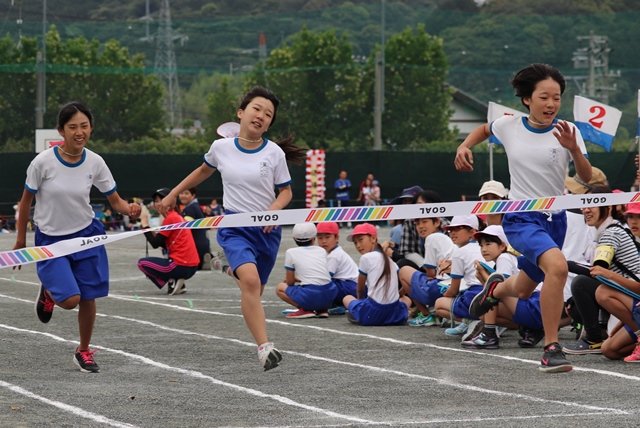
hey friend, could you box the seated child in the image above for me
[434,215,483,336]
[398,216,455,327]
[316,222,359,315]
[276,223,338,319]
[461,225,538,349]
[343,223,412,326]
[592,264,640,361]
[137,188,200,295]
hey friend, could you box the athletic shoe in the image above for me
[623,340,640,363]
[408,313,437,327]
[461,320,485,342]
[257,342,282,371]
[563,338,603,355]
[461,331,500,349]
[285,309,317,319]
[201,253,212,271]
[444,322,468,336]
[166,279,175,294]
[518,327,545,348]
[74,348,100,373]
[469,272,503,318]
[211,251,228,273]
[169,279,187,296]
[539,342,572,373]
[495,326,508,338]
[315,310,329,318]
[35,285,55,324]
[328,306,347,316]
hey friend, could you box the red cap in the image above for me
[626,203,640,215]
[347,223,377,242]
[317,222,339,235]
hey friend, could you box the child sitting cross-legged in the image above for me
[315,222,359,316]
[276,223,338,319]
[343,223,412,326]
[434,215,483,336]
[398,215,455,327]
[460,225,542,349]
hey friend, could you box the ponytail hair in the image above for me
[373,243,392,289]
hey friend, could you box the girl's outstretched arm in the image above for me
[454,124,491,172]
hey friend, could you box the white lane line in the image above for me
[0,292,631,423]
[107,294,640,382]
[0,380,138,428]
[99,313,627,416]
[0,323,374,425]
[3,286,640,383]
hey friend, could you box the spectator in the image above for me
[478,180,509,226]
[334,169,351,207]
[179,187,212,270]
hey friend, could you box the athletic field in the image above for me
[0,229,636,427]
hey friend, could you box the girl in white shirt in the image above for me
[160,87,305,371]
[343,223,411,326]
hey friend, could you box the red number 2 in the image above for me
[588,106,606,129]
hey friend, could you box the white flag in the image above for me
[573,95,622,152]
[487,102,526,145]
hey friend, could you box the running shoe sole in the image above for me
[469,272,504,318]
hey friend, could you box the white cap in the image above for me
[292,223,317,241]
[474,225,509,246]
[446,215,479,230]
[478,180,508,198]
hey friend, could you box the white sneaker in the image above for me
[170,278,186,295]
[211,251,231,275]
[257,342,282,371]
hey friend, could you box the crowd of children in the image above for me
[274,171,640,375]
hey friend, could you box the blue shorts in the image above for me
[452,285,483,319]
[35,219,109,302]
[503,211,567,283]
[333,278,357,301]
[348,298,408,326]
[285,283,338,311]
[624,298,640,341]
[409,271,444,307]
[216,225,281,285]
[513,291,543,330]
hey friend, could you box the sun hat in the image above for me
[316,222,339,235]
[151,188,171,199]
[625,203,640,215]
[473,225,509,246]
[564,167,608,195]
[391,185,424,205]
[445,215,479,230]
[347,223,377,242]
[292,223,317,241]
[478,180,508,198]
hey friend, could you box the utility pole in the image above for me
[35,0,46,129]
[154,0,187,129]
[373,0,385,151]
[571,32,619,104]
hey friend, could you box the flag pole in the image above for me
[489,142,494,181]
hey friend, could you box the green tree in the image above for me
[0,27,164,150]
[381,24,454,149]
[248,27,370,149]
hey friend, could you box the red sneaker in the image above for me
[35,285,55,324]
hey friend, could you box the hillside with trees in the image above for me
[0,0,639,152]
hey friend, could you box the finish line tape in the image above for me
[1,191,638,270]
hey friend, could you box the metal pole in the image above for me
[373,51,383,151]
[35,0,46,129]
[489,143,494,181]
